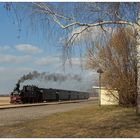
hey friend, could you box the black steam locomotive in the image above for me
[10,83,89,104]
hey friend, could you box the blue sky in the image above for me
[0,3,98,94]
[0,2,137,94]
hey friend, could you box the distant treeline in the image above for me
[0,94,9,97]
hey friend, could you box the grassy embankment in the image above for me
[0,104,140,138]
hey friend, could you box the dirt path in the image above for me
[0,99,97,127]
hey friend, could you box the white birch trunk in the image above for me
[135,3,140,114]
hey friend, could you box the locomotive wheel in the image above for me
[29,98,31,103]
[27,98,30,103]
[23,99,25,104]
[24,98,27,104]
[28,98,30,103]
[30,98,32,103]
[32,98,35,103]
[35,98,38,103]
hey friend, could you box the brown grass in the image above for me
[0,97,10,105]
[0,105,140,138]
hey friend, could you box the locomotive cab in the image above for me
[20,85,43,103]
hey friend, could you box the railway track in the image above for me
[0,98,98,110]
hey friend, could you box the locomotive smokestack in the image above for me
[16,81,20,91]
[13,80,20,92]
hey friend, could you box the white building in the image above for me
[92,86,119,105]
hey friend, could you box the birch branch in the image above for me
[32,3,134,29]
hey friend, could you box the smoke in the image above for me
[18,70,97,92]
[19,71,82,83]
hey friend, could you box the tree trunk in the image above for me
[136,3,140,114]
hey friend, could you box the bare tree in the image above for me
[86,27,137,106]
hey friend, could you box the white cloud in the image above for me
[34,56,85,67]
[64,57,87,66]
[34,56,88,71]
[0,66,33,74]
[15,44,42,54]
[35,56,60,65]
[0,54,31,64]
[61,26,114,47]
[0,46,11,51]
[0,67,7,72]
[67,58,81,65]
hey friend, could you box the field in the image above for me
[0,103,140,138]
[0,96,10,105]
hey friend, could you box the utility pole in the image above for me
[97,68,104,106]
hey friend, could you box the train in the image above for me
[10,83,90,104]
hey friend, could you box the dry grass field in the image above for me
[0,104,140,138]
[0,96,10,105]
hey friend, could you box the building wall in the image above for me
[92,86,119,105]
[100,89,119,105]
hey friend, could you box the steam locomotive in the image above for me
[10,83,89,104]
